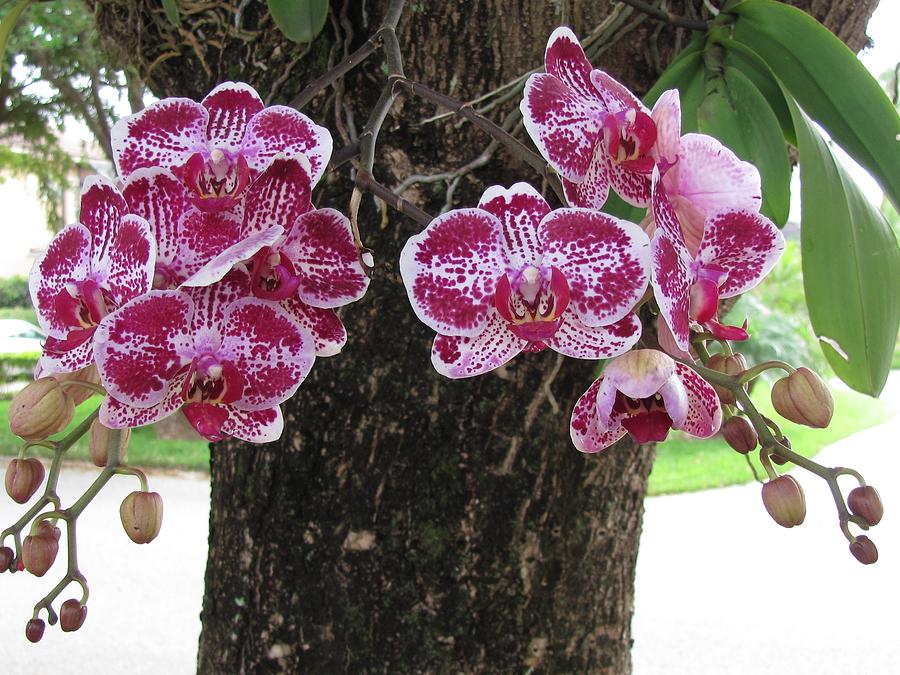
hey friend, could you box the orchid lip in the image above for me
[494,265,570,345]
[602,107,657,167]
[613,391,674,443]
[181,354,245,405]
[249,246,302,300]
[184,150,251,207]
[53,279,110,330]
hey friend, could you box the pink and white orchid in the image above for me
[400,183,649,378]
[521,27,680,209]
[94,268,314,442]
[650,170,784,351]
[111,82,332,211]
[29,176,155,375]
[570,349,722,452]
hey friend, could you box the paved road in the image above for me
[1,375,897,674]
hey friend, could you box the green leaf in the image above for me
[731,0,900,209]
[787,96,900,396]
[696,67,791,226]
[161,0,181,27]
[0,0,31,68]
[643,39,706,134]
[267,0,329,44]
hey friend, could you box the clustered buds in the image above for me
[89,420,131,467]
[761,475,806,528]
[0,545,14,572]
[706,353,749,405]
[5,458,45,504]
[849,535,878,565]
[722,416,758,454]
[847,485,883,526]
[25,618,45,643]
[7,378,75,441]
[119,491,163,544]
[59,599,88,632]
[771,367,833,428]
[22,520,61,577]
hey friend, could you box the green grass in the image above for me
[648,384,895,496]
[0,306,38,324]
[1,396,210,471]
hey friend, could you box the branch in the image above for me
[355,170,431,226]
[618,0,709,31]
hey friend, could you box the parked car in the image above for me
[0,319,46,355]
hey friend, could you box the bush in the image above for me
[0,353,39,389]
[0,276,30,308]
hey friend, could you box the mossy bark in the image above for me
[88,0,877,671]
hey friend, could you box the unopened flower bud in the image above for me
[849,535,878,565]
[49,365,101,406]
[120,491,163,544]
[0,545,14,572]
[771,367,833,428]
[706,353,748,404]
[22,523,60,576]
[25,618,45,643]
[722,417,757,454]
[761,475,806,528]
[59,599,87,632]
[89,420,130,467]
[770,437,791,465]
[5,458,45,504]
[8,378,75,441]
[848,486,883,526]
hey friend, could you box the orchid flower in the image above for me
[650,169,785,351]
[400,183,649,378]
[521,27,680,209]
[93,268,315,442]
[570,349,721,452]
[29,176,155,374]
[111,82,332,212]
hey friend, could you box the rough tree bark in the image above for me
[89,1,877,672]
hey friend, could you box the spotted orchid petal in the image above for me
[30,225,92,338]
[674,362,722,437]
[80,175,129,260]
[241,106,333,186]
[521,72,604,183]
[220,406,284,443]
[544,27,596,101]
[431,312,526,379]
[561,146,610,209]
[547,312,641,360]
[400,208,506,337]
[650,89,682,166]
[100,375,186,430]
[182,220,283,288]
[477,182,550,268]
[103,214,156,306]
[570,378,628,454]
[279,297,348,357]
[603,152,651,207]
[540,208,650,327]
[202,82,265,149]
[697,210,785,298]
[590,70,646,117]
[37,336,94,376]
[282,208,369,308]
[111,97,208,178]
[242,156,313,234]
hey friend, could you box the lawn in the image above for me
[648,383,895,495]
[1,396,210,471]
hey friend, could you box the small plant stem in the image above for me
[113,466,149,492]
[618,0,710,30]
[355,170,432,226]
[57,380,105,397]
[738,360,796,383]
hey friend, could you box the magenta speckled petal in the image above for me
[241,106,333,186]
[650,89,681,166]
[561,147,610,209]
[37,336,94,375]
[431,312,525,378]
[570,377,628,454]
[521,72,604,183]
[540,208,650,327]
[279,297,348,357]
[111,97,208,177]
[100,377,185,429]
[30,225,92,338]
[547,312,641,359]
[79,175,128,259]
[650,230,692,351]
[400,208,505,337]
[181,222,282,288]
[674,362,722,437]
[221,406,284,443]
[606,152,651,207]
[285,208,369,308]
[201,82,264,148]
[697,210,785,298]
[219,298,314,410]
[104,214,155,307]
[242,156,313,235]
[602,350,676,400]
[590,70,646,116]
[477,183,550,268]
[544,27,596,102]
[94,291,194,408]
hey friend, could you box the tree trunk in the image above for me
[88,1,877,671]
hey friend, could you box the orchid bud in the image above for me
[50,365,101,406]
[761,475,806,528]
[120,491,163,544]
[0,545,13,572]
[89,420,130,467]
[4,458,45,504]
[848,486,883,526]
[25,618,45,643]
[849,535,878,565]
[8,377,75,441]
[59,599,88,632]
[22,525,60,577]
[706,353,748,404]
[771,367,833,428]
[722,417,757,454]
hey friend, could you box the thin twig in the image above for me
[618,0,709,31]
[355,171,432,226]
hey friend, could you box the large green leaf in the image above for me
[161,0,181,27]
[267,0,328,44]
[696,67,791,226]
[643,38,706,134]
[731,0,900,209]
[788,96,900,396]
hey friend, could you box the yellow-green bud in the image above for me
[771,367,833,428]
[120,491,163,544]
[761,475,806,528]
[89,420,131,467]
[4,458,45,504]
[8,378,75,441]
